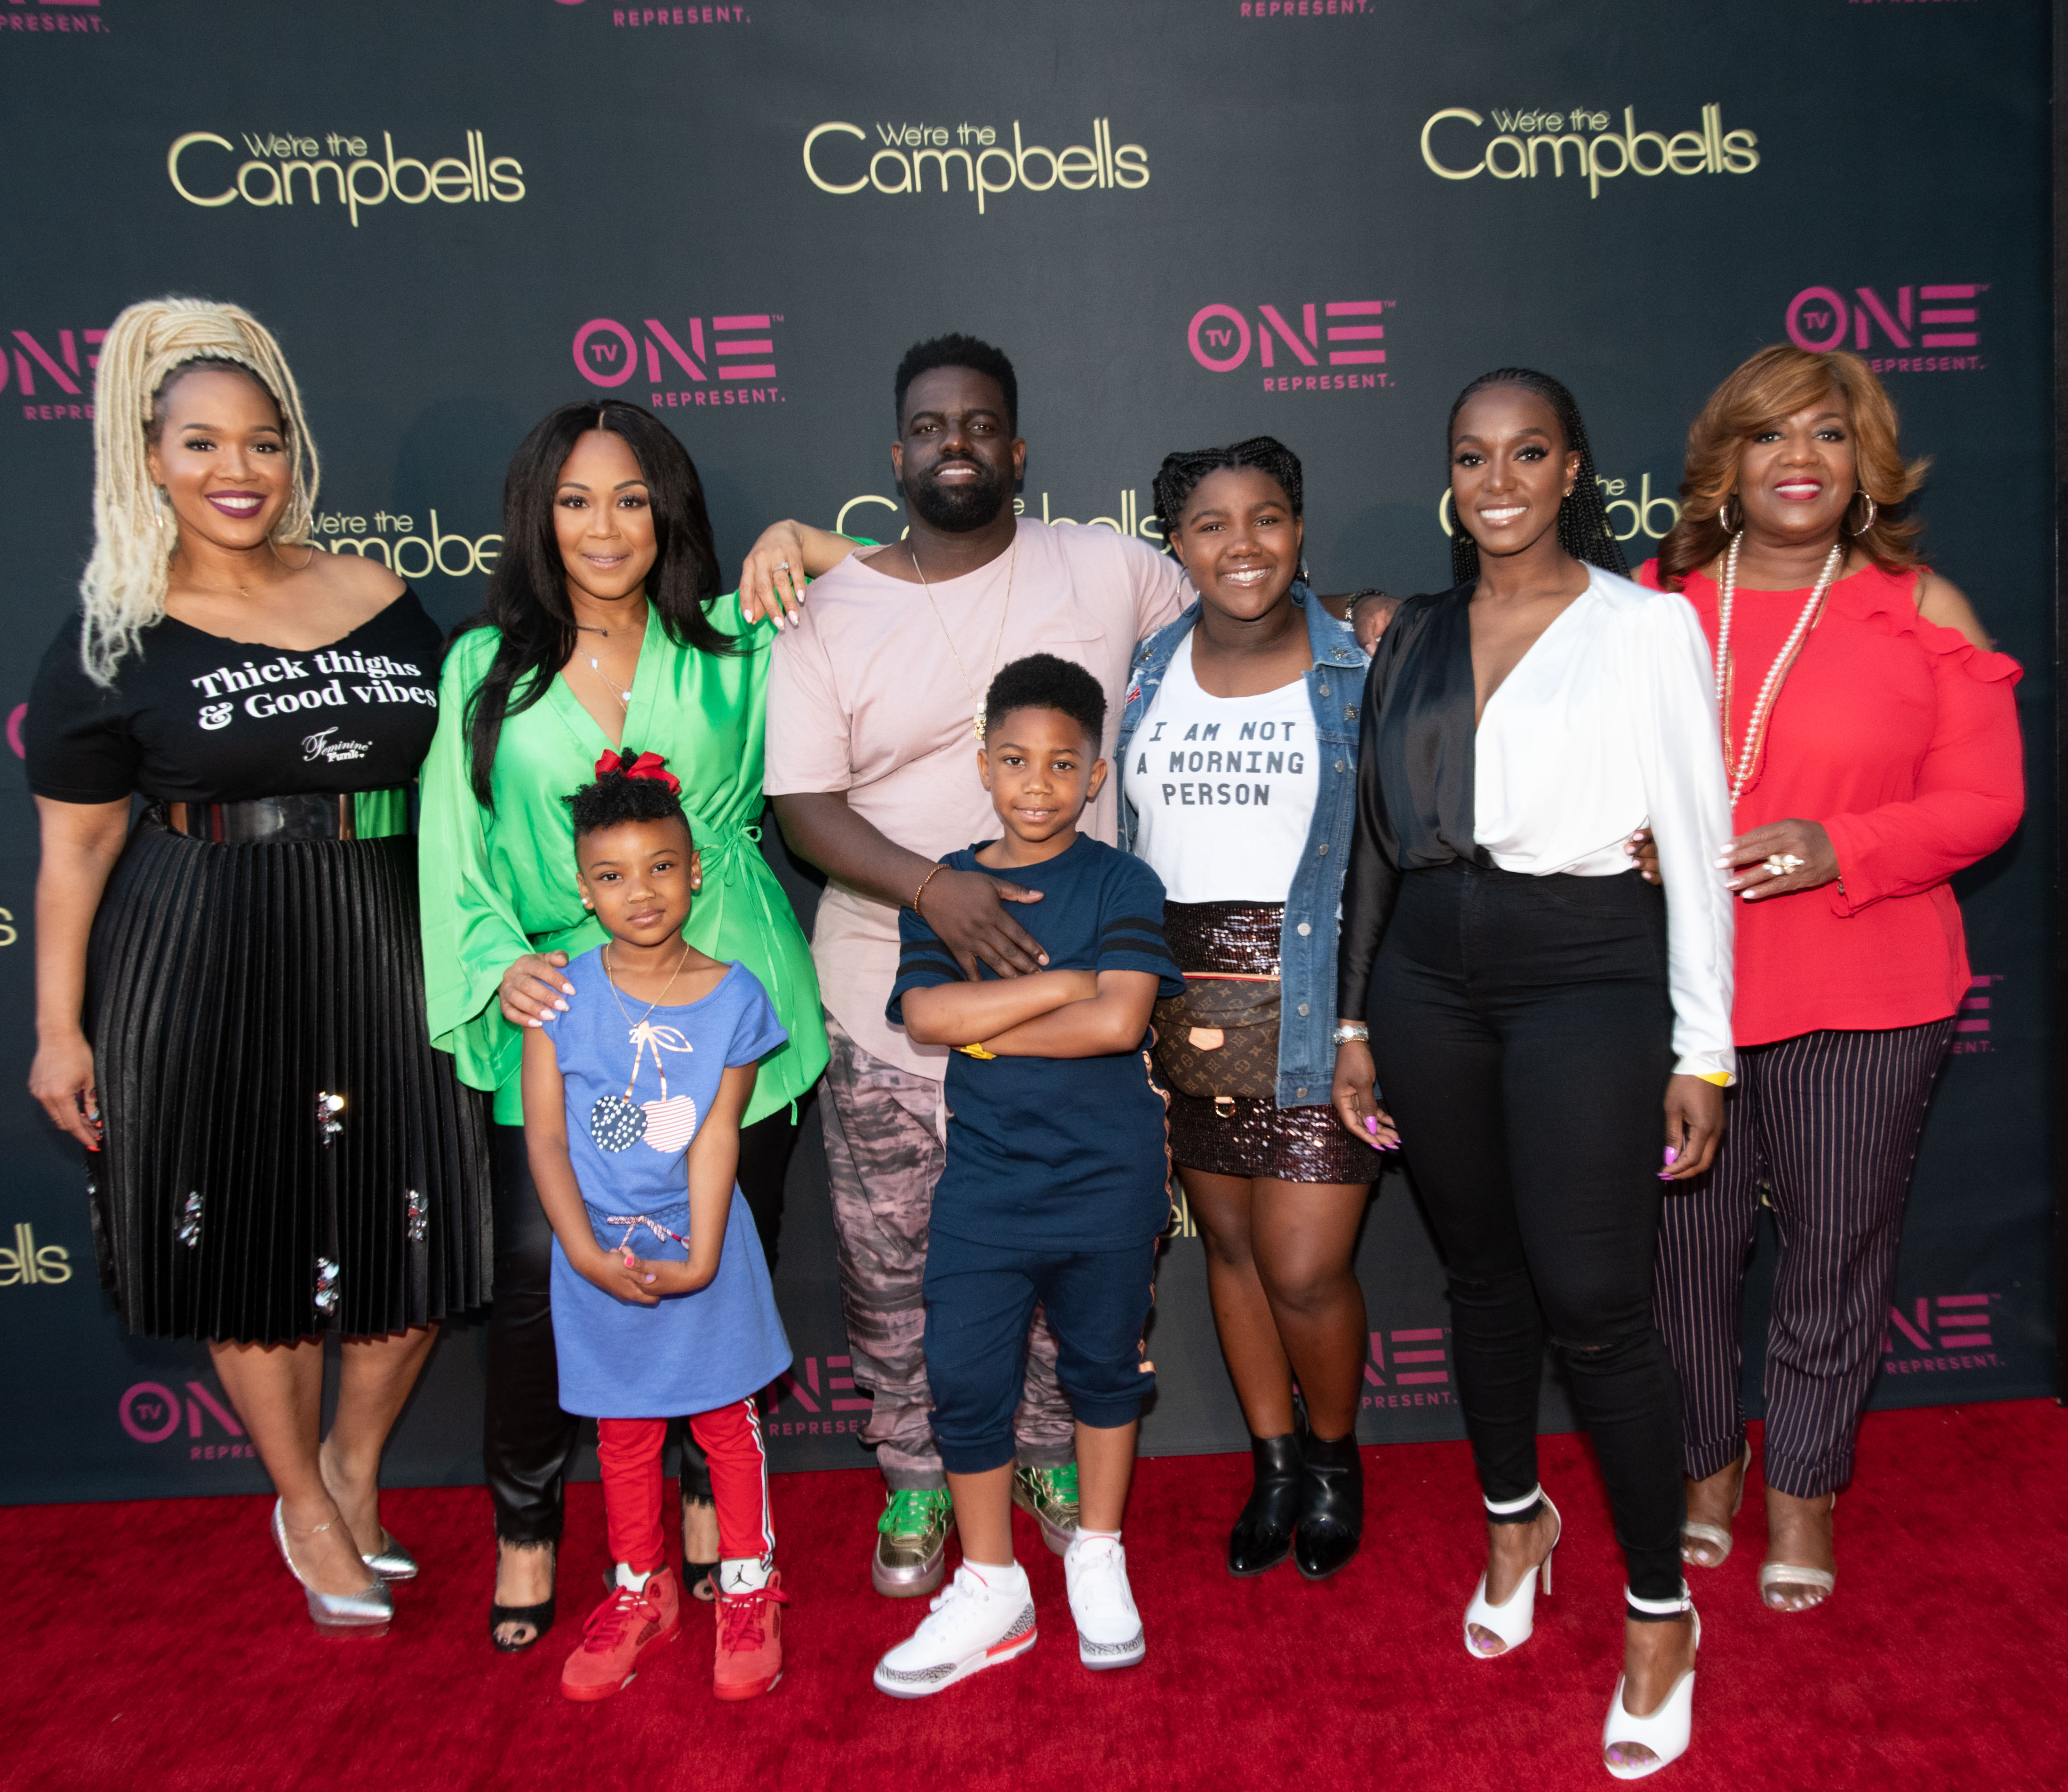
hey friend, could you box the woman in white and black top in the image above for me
[25,299,488,1641]
[1331,371,1733,1780]
[1118,438,1391,1583]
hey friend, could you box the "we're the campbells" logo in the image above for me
[168,130,526,226]
[573,312,781,411]
[1187,298,1393,393]
[0,1224,70,1287]
[1421,104,1758,198]
[804,118,1148,215]
[1785,282,1987,375]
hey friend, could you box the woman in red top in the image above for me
[1636,344,2022,1614]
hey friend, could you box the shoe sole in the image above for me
[559,1620,680,1701]
[714,1667,783,1702]
[1011,1483,1074,1558]
[873,1627,1037,1698]
[1078,1632,1145,1671]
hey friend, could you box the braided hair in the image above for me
[1151,436,1303,538]
[80,296,321,684]
[1445,368,1625,585]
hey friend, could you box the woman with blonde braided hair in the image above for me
[25,297,491,1637]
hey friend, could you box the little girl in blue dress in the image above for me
[522,749,793,1703]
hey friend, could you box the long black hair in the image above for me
[1151,435,1304,534]
[460,400,734,806]
[1445,368,1626,585]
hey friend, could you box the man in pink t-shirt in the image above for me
[763,335,1186,1598]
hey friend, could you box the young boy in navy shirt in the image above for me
[873,654,1182,1697]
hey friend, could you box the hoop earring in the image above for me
[1719,495,1742,537]
[151,489,166,532]
[1847,491,1878,537]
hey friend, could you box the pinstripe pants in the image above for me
[1653,1019,1953,1499]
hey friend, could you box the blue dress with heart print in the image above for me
[543,948,792,1418]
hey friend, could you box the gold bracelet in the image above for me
[913,863,947,914]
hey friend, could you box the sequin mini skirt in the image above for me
[1162,902,1375,1186]
[84,815,492,1345]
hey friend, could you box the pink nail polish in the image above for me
[1663,1147,1679,1166]
[1365,1116,1379,1134]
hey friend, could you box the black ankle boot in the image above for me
[1294,1430,1364,1580]
[1227,1434,1301,1577]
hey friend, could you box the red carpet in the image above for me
[3,1400,2061,1792]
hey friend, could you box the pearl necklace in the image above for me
[1713,533,1845,803]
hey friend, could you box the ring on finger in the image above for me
[1763,852,1805,876]
[774,560,790,572]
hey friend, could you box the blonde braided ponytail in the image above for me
[80,297,320,683]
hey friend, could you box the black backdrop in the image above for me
[0,0,2054,1503]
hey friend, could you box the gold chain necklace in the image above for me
[910,534,1017,741]
[603,938,692,1033]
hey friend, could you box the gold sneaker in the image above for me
[1012,1462,1079,1557]
[873,1487,954,1598]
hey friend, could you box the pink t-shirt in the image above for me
[764,518,1188,1079]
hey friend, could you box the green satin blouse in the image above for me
[418,592,828,1126]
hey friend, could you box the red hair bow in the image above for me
[596,749,681,795]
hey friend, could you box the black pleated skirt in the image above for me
[86,814,492,1345]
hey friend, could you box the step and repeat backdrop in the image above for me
[0,0,2053,1501]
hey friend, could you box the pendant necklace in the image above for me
[911,535,1017,741]
[587,655,633,709]
[589,940,697,1154]
[1713,532,1846,802]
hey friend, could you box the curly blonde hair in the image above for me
[1655,344,1928,590]
[80,297,320,683]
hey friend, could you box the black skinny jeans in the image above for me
[1368,862,1685,1603]
[485,1105,804,1544]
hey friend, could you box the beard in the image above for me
[901,455,1010,532]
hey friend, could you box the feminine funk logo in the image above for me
[573,312,781,409]
[1188,299,1394,392]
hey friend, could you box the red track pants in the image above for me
[596,1398,774,1576]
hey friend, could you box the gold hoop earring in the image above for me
[1719,495,1742,536]
[1846,491,1878,537]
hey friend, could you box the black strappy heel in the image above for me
[489,1539,557,1653]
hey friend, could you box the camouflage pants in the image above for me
[821,1012,1074,1489]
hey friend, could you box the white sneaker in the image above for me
[1063,1534,1145,1670]
[872,1561,1037,1698]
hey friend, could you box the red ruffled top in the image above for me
[1638,559,2024,1046]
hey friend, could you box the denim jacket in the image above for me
[1114,584,1368,1108]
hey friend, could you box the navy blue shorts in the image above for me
[922,1232,1159,1475]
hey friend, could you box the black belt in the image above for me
[161,793,368,843]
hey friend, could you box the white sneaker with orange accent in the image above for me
[872,1561,1036,1698]
[1063,1534,1145,1670]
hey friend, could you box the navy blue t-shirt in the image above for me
[888,835,1183,1251]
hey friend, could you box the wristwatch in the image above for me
[1332,1021,1370,1045]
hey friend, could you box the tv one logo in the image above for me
[4,325,104,421]
[1188,300,1393,392]
[759,1351,869,1438]
[4,0,107,35]
[119,1379,259,1459]
[1883,1293,2001,1375]
[573,314,781,410]
[1784,284,1985,373]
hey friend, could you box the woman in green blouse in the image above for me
[419,400,847,1650]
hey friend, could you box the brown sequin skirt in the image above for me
[1162,902,1375,1186]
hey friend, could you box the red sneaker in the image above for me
[560,1567,680,1702]
[713,1570,789,1700]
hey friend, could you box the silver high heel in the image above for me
[361,1532,419,1581]
[272,1500,393,1637]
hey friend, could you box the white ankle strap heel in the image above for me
[1462,1486,1561,1659]
[1602,1585,1700,1780]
